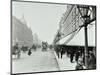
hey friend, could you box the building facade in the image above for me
[12,16,33,47]
[57,4,96,46]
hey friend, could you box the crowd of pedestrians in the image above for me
[69,48,96,70]
[54,45,96,70]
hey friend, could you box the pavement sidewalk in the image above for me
[53,51,77,71]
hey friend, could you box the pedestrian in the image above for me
[28,48,32,56]
[17,48,21,59]
[75,50,80,64]
[75,57,84,70]
[70,50,74,63]
[88,51,96,69]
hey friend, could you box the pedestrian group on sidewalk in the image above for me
[54,45,96,70]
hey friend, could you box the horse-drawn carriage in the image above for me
[42,42,48,51]
[21,46,29,52]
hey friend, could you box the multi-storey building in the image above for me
[57,4,96,46]
[12,16,33,47]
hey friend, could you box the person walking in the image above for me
[75,57,84,70]
[28,48,32,56]
[70,52,74,63]
[17,48,21,59]
[88,51,96,69]
[75,50,81,64]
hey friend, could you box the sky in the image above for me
[12,1,67,44]
[12,1,95,46]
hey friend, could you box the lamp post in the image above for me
[77,5,90,69]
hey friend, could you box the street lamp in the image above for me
[77,5,90,69]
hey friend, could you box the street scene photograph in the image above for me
[11,0,96,74]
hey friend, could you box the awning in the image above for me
[59,22,95,46]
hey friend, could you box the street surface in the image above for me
[12,48,59,74]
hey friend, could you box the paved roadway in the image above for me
[12,48,59,74]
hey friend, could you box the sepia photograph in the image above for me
[11,0,96,74]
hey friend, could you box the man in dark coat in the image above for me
[70,50,75,63]
[75,50,81,63]
[28,48,32,56]
[75,57,84,70]
[88,51,96,69]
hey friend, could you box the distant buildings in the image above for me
[12,16,33,47]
